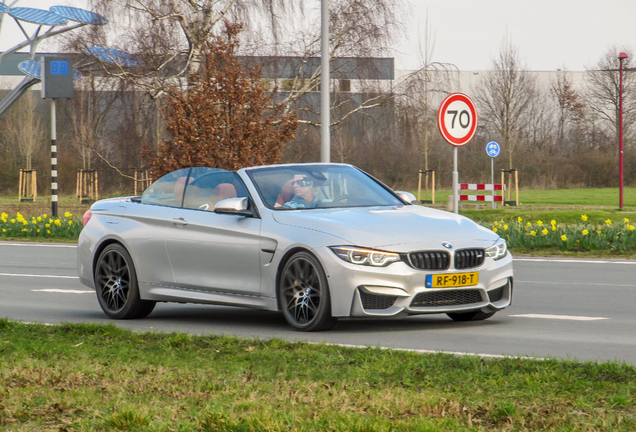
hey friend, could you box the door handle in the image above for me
[172,217,188,227]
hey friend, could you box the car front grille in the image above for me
[360,291,397,310]
[454,249,485,269]
[408,251,450,270]
[410,290,483,308]
[488,285,505,302]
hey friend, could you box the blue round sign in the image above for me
[486,141,500,158]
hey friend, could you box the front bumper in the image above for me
[315,246,514,318]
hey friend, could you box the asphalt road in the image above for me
[1,241,635,364]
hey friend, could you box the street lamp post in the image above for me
[618,52,628,209]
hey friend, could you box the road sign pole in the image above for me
[437,93,478,214]
[51,99,58,217]
[453,147,458,214]
[491,158,495,209]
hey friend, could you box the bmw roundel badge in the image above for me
[442,242,453,249]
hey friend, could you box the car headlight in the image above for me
[485,239,507,260]
[330,246,401,267]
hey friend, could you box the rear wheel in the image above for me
[446,310,495,321]
[278,251,336,331]
[94,244,156,319]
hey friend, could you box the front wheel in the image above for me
[446,310,495,321]
[94,244,156,319]
[278,251,336,331]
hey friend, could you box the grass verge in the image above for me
[1,320,635,431]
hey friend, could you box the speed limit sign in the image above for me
[437,93,478,146]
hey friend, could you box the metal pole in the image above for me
[491,158,495,209]
[618,53,627,209]
[51,99,58,217]
[452,147,458,214]
[320,0,330,162]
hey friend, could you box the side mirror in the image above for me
[395,191,418,204]
[214,197,254,217]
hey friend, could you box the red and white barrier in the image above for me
[457,184,505,202]
[459,183,504,191]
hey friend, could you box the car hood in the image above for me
[271,205,498,252]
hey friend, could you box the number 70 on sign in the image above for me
[437,93,478,147]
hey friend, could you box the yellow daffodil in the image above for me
[597,230,601,234]
[537,220,543,226]
[493,227,498,232]
[605,219,612,226]
[628,225,635,231]
[68,220,73,225]
[517,217,522,223]
[64,212,72,218]
[551,220,556,225]
[542,229,548,235]
[581,215,588,221]
[43,214,48,218]
[624,218,630,223]
[582,230,589,236]
[10,219,15,224]
[527,222,532,227]
[530,231,536,236]
[37,216,42,221]
[503,225,509,230]
[561,235,567,241]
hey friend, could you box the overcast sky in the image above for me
[2,0,635,72]
[395,0,636,71]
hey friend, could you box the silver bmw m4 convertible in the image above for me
[78,163,513,331]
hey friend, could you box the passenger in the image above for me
[283,174,320,209]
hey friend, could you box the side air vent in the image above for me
[360,291,397,310]
[454,249,485,269]
[408,251,450,270]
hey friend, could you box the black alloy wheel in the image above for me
[278,251,336,331]
[94,243,155,319]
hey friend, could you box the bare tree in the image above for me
[551,70,585,146]
[0,92,45,171]
[473,40,537,169]
[585,47,636,145]
[397,12,458,173]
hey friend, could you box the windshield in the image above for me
[247,165,403,210]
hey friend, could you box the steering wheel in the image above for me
[333,195,351,203]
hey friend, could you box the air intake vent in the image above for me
[410,290,483,308]
[488,285,506,302]
[454,249,485,269]
[408,251,450,270]
[360,291,397,310]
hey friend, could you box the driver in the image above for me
[283,174,320,209]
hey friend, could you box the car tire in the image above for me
[94,243,156,319]
[446,310,495,321]
[278,251,336,331]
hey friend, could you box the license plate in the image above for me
[426,272,479,288]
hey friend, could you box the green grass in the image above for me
[1,320,635,431]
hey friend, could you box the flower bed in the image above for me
[483,215,636,251]
[0,211,82,239]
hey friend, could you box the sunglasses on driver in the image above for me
[292,179,314,187]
